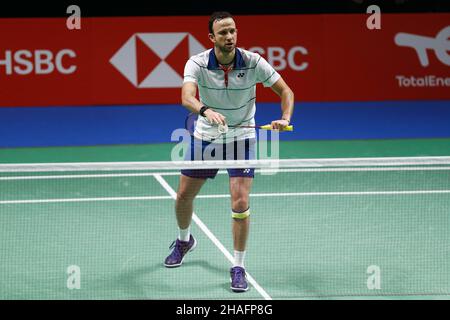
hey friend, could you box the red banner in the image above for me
[0,14,449,106]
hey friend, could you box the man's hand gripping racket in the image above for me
[185,109,293,139]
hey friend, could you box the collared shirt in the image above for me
[183,48,281,142]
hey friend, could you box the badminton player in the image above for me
[164,11,294,293]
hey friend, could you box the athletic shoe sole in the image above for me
[230,278,249,292]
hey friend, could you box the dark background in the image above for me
[2,0,449,18]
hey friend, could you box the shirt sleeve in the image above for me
[183,59,200,84]
[256,55,281,87]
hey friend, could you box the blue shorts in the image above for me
[181,138,256,179]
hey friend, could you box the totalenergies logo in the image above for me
[395,26,450,67]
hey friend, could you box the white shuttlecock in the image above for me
[218,123,229,134]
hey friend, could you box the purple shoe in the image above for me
[230,266,249,292]
[164,235,197,268]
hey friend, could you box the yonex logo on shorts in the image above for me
[237,72,245,78]
[110,33,206,88]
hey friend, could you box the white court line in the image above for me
[1,166,450,180]
[0,195,173,204]
[0,173,158,180]
[196,190,450,198]
[153,174,272,301]
[2,190,450,204]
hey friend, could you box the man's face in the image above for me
[209,17,237,53]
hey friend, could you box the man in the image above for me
[164,12,294,293]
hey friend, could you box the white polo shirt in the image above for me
[183,48,281,142]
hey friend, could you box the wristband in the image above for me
[199,106,209,117]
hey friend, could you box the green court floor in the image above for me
[0,139,449,299]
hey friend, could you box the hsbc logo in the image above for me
[394,26,450,67]
[110,33,206,88]
[0,49,76,75]
[245,46,308,71]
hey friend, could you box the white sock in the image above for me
[234,250,246,268]
[178,227,191,242]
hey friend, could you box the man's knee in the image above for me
[176,190,196,203]
[232,197,249,212]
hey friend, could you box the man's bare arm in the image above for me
[270,78,294,130]
[181,82,226,125]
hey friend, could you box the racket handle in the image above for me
[260,124,294,131]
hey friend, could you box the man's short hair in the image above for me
[209,11,233,34]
